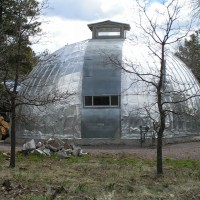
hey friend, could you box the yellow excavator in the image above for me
[0,116,9,140]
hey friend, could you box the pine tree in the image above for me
[0,0,42,167]
[175,30,200,83]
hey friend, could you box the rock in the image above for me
[22,139,36,151]
[21,137,87,158]
[65,149,73,155]
[43,148,51,156]
[79,149,88,156]
[63,142,71,150]
[2,152,10,158]
[46,144,58,152]
[36,141,43,148]
[192,136,200,142]
[72,147,81,156]
[56,150,70,158]
[31,149,46,155]
[45,138,64,152]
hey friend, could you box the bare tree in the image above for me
[192,0,200,20]
[107,0,199,175]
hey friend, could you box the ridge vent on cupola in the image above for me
[87,20,131,39]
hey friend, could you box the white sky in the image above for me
[32,0,196,54]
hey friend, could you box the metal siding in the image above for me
[81,109,121,138]
[81,39,123,138]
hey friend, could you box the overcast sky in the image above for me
[32,0,195,53]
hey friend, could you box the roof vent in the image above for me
[88,20,130,39]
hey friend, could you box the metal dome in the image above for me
[17,21,200,141]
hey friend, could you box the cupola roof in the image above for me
[87,20,131,39]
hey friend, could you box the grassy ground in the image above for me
[0,152,200,200]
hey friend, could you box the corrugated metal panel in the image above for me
[81,39,123,138]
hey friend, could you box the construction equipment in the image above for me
[0,116,9,140]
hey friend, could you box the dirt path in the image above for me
[83,142,200,160]
[1,141,200,160]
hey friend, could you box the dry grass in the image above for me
[0,152,200,199]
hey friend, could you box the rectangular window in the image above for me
[97,28,121,37]
[85,96,92,106]
[111,96,119,105]
[98,32,120,36]
[94,96,109,106]
[84,95,120,107]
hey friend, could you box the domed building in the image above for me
[17,20,200,143]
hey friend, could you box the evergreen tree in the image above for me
[0,0,42,167]
[175,30,200,83]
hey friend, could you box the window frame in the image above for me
[84,95,120,108]
[96,27,121,38]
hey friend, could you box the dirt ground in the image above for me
[1,140,200,160]
[83,142,200,160]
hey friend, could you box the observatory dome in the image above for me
[17,20,200,141]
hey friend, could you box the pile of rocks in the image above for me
[22,138,87,158]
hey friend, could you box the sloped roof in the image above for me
[87,20,131,31]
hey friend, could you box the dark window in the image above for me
[85,96,92,106]
[84,95,120,107]
[93,96,109,106]
[111,96,119,105]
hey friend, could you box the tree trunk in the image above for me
[157,133,163,174]
[9,100,16,168]
[9,7,22,168]
[156,43,166,175]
